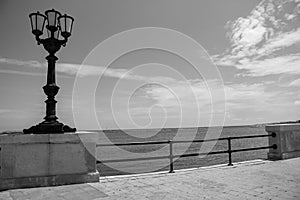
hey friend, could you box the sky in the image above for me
[0,0,299,131]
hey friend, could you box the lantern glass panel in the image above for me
[45,9,61,27]
[59,15,74,38]
[36,14,46,32]
[29,14,36,31]
[29,12,46,36]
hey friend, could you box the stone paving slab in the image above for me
[1,158,300,200]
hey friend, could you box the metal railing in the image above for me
[96,132,277,173]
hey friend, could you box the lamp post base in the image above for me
[23,121,76,134]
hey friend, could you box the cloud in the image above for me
[129,77,299,126]
[131,78,275,122]
[0,57,43,68]
[226,7,267,50]
[294,100,300,105]
[0,57,131,78]
[235,53,300,76]
[289,78,300,86]
[0,109,26,118]
[285,13,297,20]
[0,69,44,76]
[0,57,180,86]
[0,109,13,114]
[257,28,300,56]
[214,0,300,76]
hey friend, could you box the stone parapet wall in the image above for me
[0,132,99,191]
[266,124,300,160]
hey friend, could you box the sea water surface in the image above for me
[92,126,268,176]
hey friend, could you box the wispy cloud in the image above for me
[128,78,280,124]
[0,69,44,76]
[0,57,129,78]
[0,58,43,68]
[289,78,300,87]
[214,0,300,76]
[235,53,300,76]
[0,109,13,115]
[0,57,179,85]
[0,109,27,119]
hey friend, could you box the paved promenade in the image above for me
[1,158,300,200]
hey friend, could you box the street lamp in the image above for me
[24,9,76,134]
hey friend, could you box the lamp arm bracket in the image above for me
[35,36,44,45]
[59,38,68,47]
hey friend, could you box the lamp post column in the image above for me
[43,54,59,123]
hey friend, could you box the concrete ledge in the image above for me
[0,171,99,191]
[0,132,98,144]
[0,132,99,190]
[266,123,300,160]
[266,123,300,132]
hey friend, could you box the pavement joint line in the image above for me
[99,159,269,181]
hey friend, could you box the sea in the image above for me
[92,125,269,176]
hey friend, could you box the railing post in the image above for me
[0,146,1,176]
[227,137,233,166]
[169,140,174,173]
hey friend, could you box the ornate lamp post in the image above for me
[24,9,76,134]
